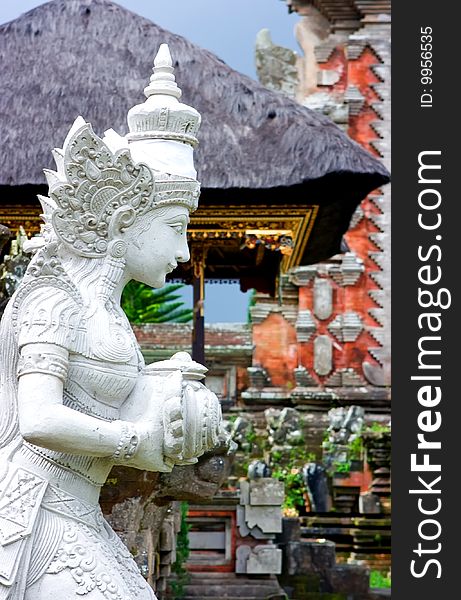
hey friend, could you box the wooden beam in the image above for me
[192,246,207,364]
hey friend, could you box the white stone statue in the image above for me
[0,44,226,599]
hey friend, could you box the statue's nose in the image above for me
[176,238,190,263]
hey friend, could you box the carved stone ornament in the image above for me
[295,309,316,342]
[314,335,333,376]
[327,312,363,342]
[0,45,229,599]
[313,278,333,320]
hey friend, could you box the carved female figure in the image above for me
[0,45,223,599]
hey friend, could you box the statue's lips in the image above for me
[166,263,177,273]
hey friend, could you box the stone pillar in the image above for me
[236,478,284,574]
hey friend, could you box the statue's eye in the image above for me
[170,223,185,234]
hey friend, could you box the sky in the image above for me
[0,0,301,322]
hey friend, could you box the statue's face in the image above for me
[124,205,190,288]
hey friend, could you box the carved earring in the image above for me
[96,206,135,301]
[107,239,128,258]
[97,247,127,302]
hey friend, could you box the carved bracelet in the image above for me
[112,422,139,462]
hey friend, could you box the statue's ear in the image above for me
[108,206,136,239]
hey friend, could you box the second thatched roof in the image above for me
[0,0,388,191]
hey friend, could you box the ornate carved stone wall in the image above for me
[250,1,391,411]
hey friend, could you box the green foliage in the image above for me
[266,427,316,513]
[272,466,306,511]
[365,422,391,435]
[272,450,283,463]
[347,436,363,460]
[369,570,391,588]
[121,281,193,324]
[322,426,364,476]
[323,434,363,458]
[332,460,351,474]
[288,443,316,466]
[246,289,256,324]
[270,444,316,513]
[240,459,250,475]
[245,425,257,445]
[322,439,333,455]
[170,502,190,600]
[241,423,265,456]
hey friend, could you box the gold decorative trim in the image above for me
[188,204,319,272]
[0,204,42,236]
[0,202,319,271]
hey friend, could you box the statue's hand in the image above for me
[163,395,185,461]
[120,371,183,472]
[118,372,224,471]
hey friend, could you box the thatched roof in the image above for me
[0,0,390,272]
[0,0,388,191]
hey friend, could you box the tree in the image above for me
[121,281,192,324]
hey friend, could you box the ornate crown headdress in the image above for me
[40,44,201,258]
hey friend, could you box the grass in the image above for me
[369,570,391,588]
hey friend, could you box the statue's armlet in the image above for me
[17,342,69,383]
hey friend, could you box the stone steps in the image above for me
[369,589,391,599]
[169,572,391,600]
[185,586,282,596]
[179,573,285,600]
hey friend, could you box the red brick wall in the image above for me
[252,44,385,388]
[252,313,298,387]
